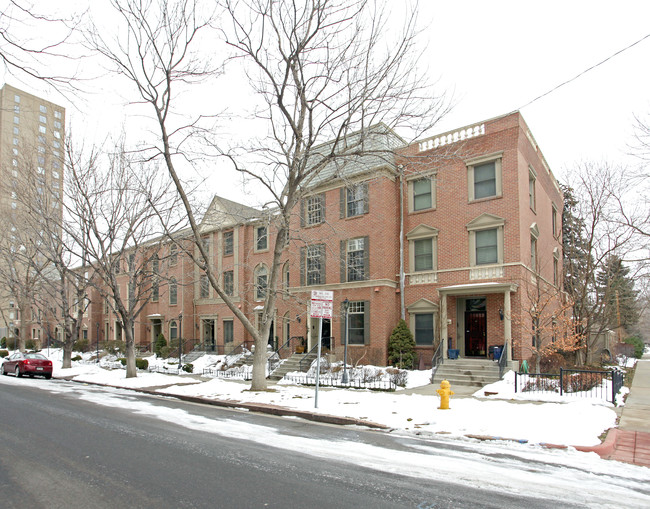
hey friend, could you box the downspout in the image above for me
[398,165,405,320]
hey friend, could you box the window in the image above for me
[223,230,234,256]
[415,314,434,346]
[410,178,434,212]
[38,136,46,144]
[170,321,178,341]
[39,115,47,124]
[283,262,290,294]
[223,270,234,296]
[38,156,45,165]
[151,279,159,301]
[255,266,268,300]
[552,205,558,238]
[255,226,268,251]
[467,213,505,268]
[14,95,20,103]
[347,301,368,345]
[169,244,178,265]
[553,256,559,286]
[14,105,19,113]
[54,110,62,119]
[13,116,19,124]
[530,223,539,272]
[169,278,178,305]
[529,167,537,211]
[52,170,60,179]
[54,120,62,129]
[201,236,210,255]
[39,125,46,134]
[12,148,18,156]
[13,138,18,145]
[414,238,434,272]
[54,131,61,139]
[476,229,498,265]
[528,236,537,272]
[304,194,324,226]
[345,238,367,282]
[467,153,502,201]
[53,160,60,168]
[53,140,60,148]
[40,105,47,113]
[304,245,325,285]
[38,146,45,153]
[200,274,210,298]
[128,253,135,272]
[223,320,233,344]
[343,183,368,218]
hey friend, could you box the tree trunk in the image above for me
[250,330,268,391]
[125,333,137,378]
[62,341,73,368]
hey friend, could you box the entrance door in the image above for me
[309,318,331,350]
[203,319,215,351]
[151,319,162,349]
[465,311,486,357]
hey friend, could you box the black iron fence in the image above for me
[282,374,396,391]
[514,368,625,404]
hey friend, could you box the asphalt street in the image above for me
[0,377,632,508]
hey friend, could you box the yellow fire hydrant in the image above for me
[436,379,454,410]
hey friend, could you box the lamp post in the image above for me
[342,298,349,384]
[178,312,183,372]
[96,322,100,363]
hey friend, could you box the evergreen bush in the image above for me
[387,319,416,369]
[118,357,127,366]
[136,358,149,370]
[72,355,82,361]
[182,363,193,373]
[154,333,167,358]
[625,335,645,359]
[74,339,89,352]
[0,350,8,358]
[25,339,35,350]
[1,337,5,348]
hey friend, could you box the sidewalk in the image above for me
[604,353,650,467]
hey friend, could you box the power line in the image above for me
[519,32,650,110]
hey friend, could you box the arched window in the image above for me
[254,265,268,300]
[169,277,177,305]
[169,320,178,341]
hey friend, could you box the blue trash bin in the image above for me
[493,346,502,360]
[448,349,459,359]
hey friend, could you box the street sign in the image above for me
[310,290,333,319]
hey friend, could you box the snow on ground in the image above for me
[28,349,625,448]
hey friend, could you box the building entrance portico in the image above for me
[438,283,517,360]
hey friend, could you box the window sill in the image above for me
[469,195,502,204]
[409,207,436,215]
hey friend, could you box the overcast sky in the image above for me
[3,0,650,202]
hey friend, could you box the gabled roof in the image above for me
[306,124,405,188]
[199,195,262,232]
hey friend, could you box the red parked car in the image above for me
[1,352,53,379]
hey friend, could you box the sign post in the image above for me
[310,290,333,408]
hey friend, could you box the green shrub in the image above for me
[105,341,125,355]
[136,358,149,370]
[0,350,9,358]
[387,319,416,369]
[154,333,167,358]
[1,337,5,348]
[25,339,35,350]
[159,346,171,359]
[625,335,645,359]
[118,357,127,366]
[72,355,82,361]
[4,337,16,350]
[74,339,89,352]
[182,363,193,373]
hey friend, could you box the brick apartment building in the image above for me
[77,111,563,370]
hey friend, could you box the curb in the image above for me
[573,428,618,457]
[60,377,390,430]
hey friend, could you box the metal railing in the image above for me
[283,374,395,391]
[223,341,251,368]
[430,340,444,383]
[514,368,625,404]
[202,366,252,380]
[497,342,509,378]
[267,336,306,375]
[298,337,334,372]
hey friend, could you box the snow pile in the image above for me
[31,349,623,447]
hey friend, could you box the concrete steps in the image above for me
[269,353,317,381]
[182,351,205,364]
[433,358,501,387]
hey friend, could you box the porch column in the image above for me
[503,289,511,361]
[440,292,448,348]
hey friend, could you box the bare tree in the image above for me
[0,0,81,88]
[64,140,183,377]
[562,162,640,363]
[86,0,448,389]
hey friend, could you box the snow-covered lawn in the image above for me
[22,349,630,448]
